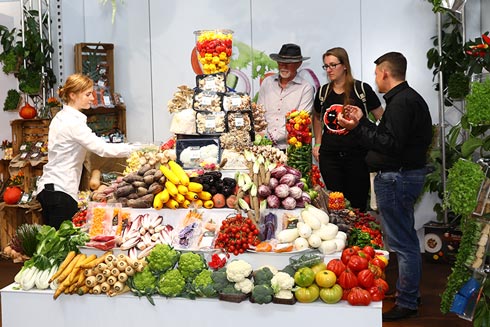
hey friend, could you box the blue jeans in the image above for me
[374,167,427,310]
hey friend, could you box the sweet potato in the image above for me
[137,187,148,197]
[127,194,154,208]
[143,175,155,185]
[115,185,135,198]
[132,181,146,188]
[123,173,144,183]
[148,182,164,195]
[137,164,152,176]
[143,168,157,177]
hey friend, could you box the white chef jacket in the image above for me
[37,105,132,201]
[257,73,314,149]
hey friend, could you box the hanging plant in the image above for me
[99,0,125,24]
[3,89,21,111]
[466,78,490,126]
[447,72,470,100]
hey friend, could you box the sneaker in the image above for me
[383,305,418,322]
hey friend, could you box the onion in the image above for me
[271,165,288,179]
[258,185,272,197]
[289,186,303,199]
[267,194,280,208]
[281,196,297,210]
[274,184,290,198]
[279,173,296,187]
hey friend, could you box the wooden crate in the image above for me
[74,43,115,94]
[10,119,50,156]
[81,105,126,136]
[0,205,43,250]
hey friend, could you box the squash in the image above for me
[89,169,101,190]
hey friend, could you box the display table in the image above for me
[1,283,382,326]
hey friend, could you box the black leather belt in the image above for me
[378,167,422,173]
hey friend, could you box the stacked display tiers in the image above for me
[1,283,381,326]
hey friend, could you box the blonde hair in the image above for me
[323,47,354,107]
[58,73,94,104]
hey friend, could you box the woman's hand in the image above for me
[312,144,320,163]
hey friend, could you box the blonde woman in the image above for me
[37,73,135,229]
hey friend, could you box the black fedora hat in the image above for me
[270,43,310,63]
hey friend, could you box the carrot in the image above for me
[255,242,273,252]
[56,254,84,284]
[50,251,76,283]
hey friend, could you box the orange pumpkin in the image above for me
[3,186,22,204]
[212,193,226,208]
[19,103,37,119]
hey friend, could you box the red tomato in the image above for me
[368,285,385,301]
[357,269,375,289]
[347,287,372,306]
[373,278,390,293]
[326,258,346,278]
[362,245,376,258]
[347,255,369,273]
[341,247,357,265]
[357,250,372,261]
[338,268,358,289]
[370,257,387,270]
[368,263,383,279]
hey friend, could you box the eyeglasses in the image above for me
[322,62,342,70]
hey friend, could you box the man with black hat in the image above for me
[257,43,314,150]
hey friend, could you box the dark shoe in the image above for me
[393,296,422,306]
[383,305,418,322]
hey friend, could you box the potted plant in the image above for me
[0,9,56,103]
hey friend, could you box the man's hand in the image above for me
[338,105,363,130]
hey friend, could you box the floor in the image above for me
[0,253,472,327]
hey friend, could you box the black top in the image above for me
[352,81,433,172]
[314,80,381,153]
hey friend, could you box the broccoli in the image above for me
[157,269,186,297]
[147,244,180,274]
[192,269,217,298]
[178,252,206,281]
[251,284,274,304]
[253,267,274,286]
[129,265,157,298]
[211,268,233,293]
[221,283,243,295]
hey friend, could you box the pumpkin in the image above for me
[19,102,37,119]
[3,186,23,204]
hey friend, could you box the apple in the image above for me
[315,269,337,288]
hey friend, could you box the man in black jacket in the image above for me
[338,52,432,321]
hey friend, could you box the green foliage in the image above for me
[3,89,20,111]
[466,79,490,126]
[445,159,485,216]
[157,268,186,297]
[447,72,470,100]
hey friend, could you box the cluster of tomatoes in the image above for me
[325,245,389,306]
[72,208,87,227]
[309,164,324,188]
[214,213,261,256]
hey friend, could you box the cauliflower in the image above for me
[226,260,253,283]
[157,269,185,297]
[147,244,180,274]
[131,265,157,295]
[178,252,206,281]
[192,269,217,298]
[275,289,294,300]
[234,278,254,294]
[271,271,295,293]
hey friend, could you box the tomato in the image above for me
[319,284,343,304]
[362,245,376,258]
[352,245,361,252]
[294,267,316,287]
[326,258,346,278]
[368,286,385,301]
[310,262,327,275]
[315,270,337,288]
[357,269,375,289]
[294,284,320,303]
[338,268,358,289]
[368,263,383,279]
[347,287,372,306]
[341,247,357,265]
[375,254,389,267]
[357,250,372,261]
[342,288,351,301]
[370,257,386,270]
[347,255,369,273]
[373,278,389,293]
